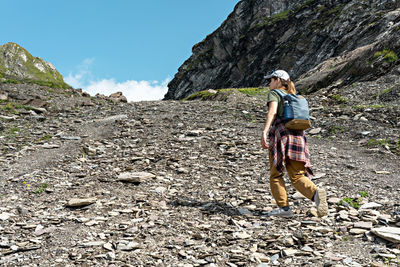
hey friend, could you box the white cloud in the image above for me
[85,78,170,102]
[65,58,170,102]
[65,58,95,89]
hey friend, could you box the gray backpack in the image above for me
[273,89,311,130]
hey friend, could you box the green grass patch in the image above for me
[338,197,361,209]
[32,79,70,89]
[353,104,385,110]
[380,86,394,95]
[2,79,20,84]
[337,191,371,209]
[330,125,344,135]
[9,127,20,134]
[0,78,70,89]
[184,87,269,101]
[373,49,398,63]
[1,102,33,114]
[364,138,400,153]
[237,87,269,96]
[368,138,391,147]
[183,89,219,101]
[34,183,48,194]
[332,94,347,103]
[259,9,290,27]
[37,135,52,142]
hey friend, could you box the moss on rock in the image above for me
[183,87,269,101]
[373,49,398,63]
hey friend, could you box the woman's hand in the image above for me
[261,130,269,149]
[261,101,277,149]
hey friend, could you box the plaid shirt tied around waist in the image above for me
[268,118,313,178]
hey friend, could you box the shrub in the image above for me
[332,94,347,103]
[373,49,398,63]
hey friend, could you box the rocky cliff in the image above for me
[0,42,69,88]
[165,0,400,99]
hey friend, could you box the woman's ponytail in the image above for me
[287,80,296,94]
[281,79,296,94]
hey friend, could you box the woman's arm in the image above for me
[261,101,278,149]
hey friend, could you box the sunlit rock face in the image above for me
[0,42,67,87]
[165,0,400,99]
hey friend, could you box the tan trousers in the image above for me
[269,154,317,207]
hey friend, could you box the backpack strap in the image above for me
[271,89,287,120]
[272,89,286,99]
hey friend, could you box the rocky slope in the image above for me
[165,0,400,99]
[0,80,399,266]
[0,43,69,88]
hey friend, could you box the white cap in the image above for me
[264,70,290,81]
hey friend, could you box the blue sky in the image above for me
[0,0,240,101]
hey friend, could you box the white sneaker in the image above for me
[315,189,328,217]
[266,207,293,218]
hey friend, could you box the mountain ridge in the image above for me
[0,42,69,88]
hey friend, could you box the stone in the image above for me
[371,227,400,243]
[313,172,326,179]
[155,186,167,195]
[66,197,97,207]
[185,130,203,137]
[354,221,373,229]
[0,212,13,221]
[103,243,113,251]
[0,115,17,121]
[360,131,371,136]
[233,232,251,239]
[117,172,155,183]
[118,241,140,251]
[97,114,128,122]
[282,248,298,257]
[237,208,252,215]
[109,92,127,103]
[252,252,269,262]
[309,128,322,135]
[106,251,116,260]
[81,241,105,247]
[42,144,60,149]
[338,210,349,220]
[60,136,81,140]
[292,192,305,199]
[0,93,8,100]
[301,245,313,252]
[377,252,396,259]
[327,197,341,204]
[360,202,382,209]
[29,106,47,113]
[270,254,279,263]
[349,228,367,235]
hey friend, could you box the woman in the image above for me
[261,70,328,218]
